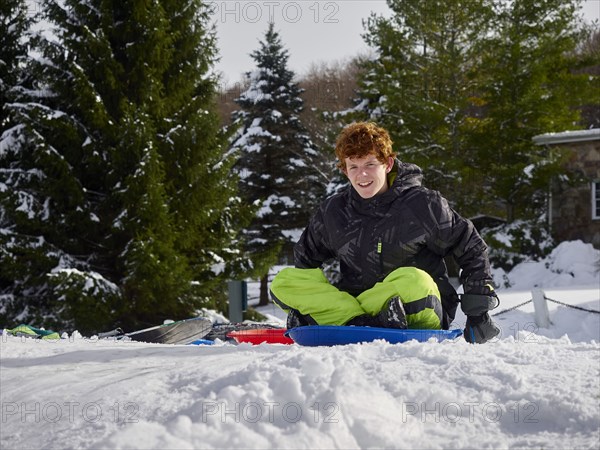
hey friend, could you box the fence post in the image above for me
[531,288,551,328]
[228,280,247,323]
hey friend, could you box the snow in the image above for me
[523,163,534,178]
[532,128,600,145]
[15,191,37,219]
[232,120,280,150]
[49,268,120,295]
[493,240,600,290]
[289,157,307,167]
[0,124,25,157]
[256,195,296,218]
[281,228,304,243]
[1,241,599,449]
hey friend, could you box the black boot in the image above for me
[346,314,379,327]
[374,296,408,329]
[286,309,311,329]
[346,297,408,329]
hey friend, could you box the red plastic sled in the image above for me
[227,328,294,345]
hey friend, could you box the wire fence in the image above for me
[492,299,533,317]
[492,294,600,317]
[545,296,600,314]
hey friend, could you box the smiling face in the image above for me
[344,154,394,199]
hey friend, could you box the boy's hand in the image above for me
[461,283,500,343]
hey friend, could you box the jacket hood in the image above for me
[389,159,423,194]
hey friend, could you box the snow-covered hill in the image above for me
[1,241,599,449]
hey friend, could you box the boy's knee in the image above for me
[386,267,440,297]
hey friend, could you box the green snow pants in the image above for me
[270,266,442,329]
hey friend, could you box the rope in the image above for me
[490,296,600,316]
[491,299,533,316]
[544,296,600,314]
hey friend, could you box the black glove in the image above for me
[461,283,500,344]
[465,282,497,298]
[464,313,500,344]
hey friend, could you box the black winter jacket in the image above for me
[294,160,493,328]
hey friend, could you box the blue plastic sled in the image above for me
[188,339,215,346]
[285,326,463,346]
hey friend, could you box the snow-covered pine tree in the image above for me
[0,0,30,128]
[0,0,73,329]
[357,0,495,211]
[231,23,327,305]
[142,0,252,317]
[0,0,245,333]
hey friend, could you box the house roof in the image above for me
[533,129,600,145]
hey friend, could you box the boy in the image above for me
[270,122,499,343]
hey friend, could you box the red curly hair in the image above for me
[334,122,396,171]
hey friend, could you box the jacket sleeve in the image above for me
[294,207,335,269]
[422,191,493,292]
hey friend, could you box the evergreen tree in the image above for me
[0,0,31,129]
[0,0,90,330]
[574,28,600,129]
[358,0,593,220]
[358,0,495,210]
[0,0,245,333]
[473,0,592,221]
[231,23,326,305]
[148,0,252,315]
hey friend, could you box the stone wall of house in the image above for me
[551,140,600,248]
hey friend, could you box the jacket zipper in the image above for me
[377,237,384,277]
